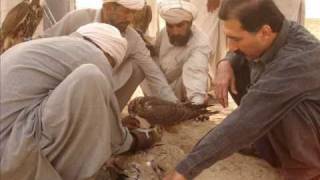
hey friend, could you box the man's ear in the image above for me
[259,24,273,40]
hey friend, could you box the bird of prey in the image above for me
[127,96,216,126]
[1,0,43,53]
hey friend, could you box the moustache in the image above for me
[234,50,245,56]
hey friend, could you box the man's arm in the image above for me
[213,51,240,107]
[175,73,303,179]
[182,46,210,105]
[128,29,178,103]
[39,9,95,38]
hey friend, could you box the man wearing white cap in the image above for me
[40,0,178,110]
[0,23,154,180]
[144,0,211,105]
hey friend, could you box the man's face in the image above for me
[166,21,192,46]
[103,4,136,33]
[223,19,269,60]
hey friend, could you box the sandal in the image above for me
[129,127,162,152]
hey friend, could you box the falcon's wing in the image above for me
[1,1,30,37]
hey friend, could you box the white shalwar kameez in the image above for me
[150,26,211,104]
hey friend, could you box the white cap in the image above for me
[159,0,197,24]
[76,23,127,67]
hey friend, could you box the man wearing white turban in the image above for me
[40,0,178,111]
[143,0,211,105]
[0,23,153,180]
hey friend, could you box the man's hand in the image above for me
[163,171,187,180]
[121,116,140,130]
[207,0,220,12]
[213,60,237,108]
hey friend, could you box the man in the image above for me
[40,0,178,110]
[143,0,211,105]
[213,0,305,108]
[0,23,153,180]
[164,0,320,179]
[190,0,304,93]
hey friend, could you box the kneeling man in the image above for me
[143,0,211,105]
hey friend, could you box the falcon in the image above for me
[127,96,216,126]
[1,0,43,53]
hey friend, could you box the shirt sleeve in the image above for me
[129,30,178,103]
[182,46,210,105]
[175,70,306,179]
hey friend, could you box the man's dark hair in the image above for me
[219,0,284,33]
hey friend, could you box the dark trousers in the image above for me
[230,56,320,180]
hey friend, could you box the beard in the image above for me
[168,29,192,47]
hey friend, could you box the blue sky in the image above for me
[76,0,320,18]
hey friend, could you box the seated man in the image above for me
[41,0,178,110]
[165,0,320,179]
[143,0,211,105]
[0,23,153,180]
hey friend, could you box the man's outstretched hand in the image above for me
[213,60,238,108]
[207,0,220,12]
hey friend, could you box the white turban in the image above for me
[159,0,197,24]
[76,23,127,67]
[102,0,145,10]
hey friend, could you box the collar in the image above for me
[257,20,289,65]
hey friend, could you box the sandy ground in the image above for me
[108,88,282,180]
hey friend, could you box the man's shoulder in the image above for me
[281,22,319,51]
[275,22,320,64]
[124,26,148,52]
[125,26,142,39]
[263,41,320,88]
[189,25,211,48]
[63,8,98,21]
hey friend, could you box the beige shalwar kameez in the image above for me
[143,26,211,105]
[40,8,178,110]
[0,36,133,180]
